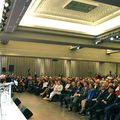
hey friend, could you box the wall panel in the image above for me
[99,63,117,76]
[0,56,119,77]
[117,64,120,75]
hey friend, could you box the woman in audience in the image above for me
[45,80,63,101]
[79,82,96,115]
[3,73,120,120]
[41,80,55,98]
[17,76,25,93]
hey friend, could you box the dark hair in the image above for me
[90,83,94,88]
[109,86,115,92]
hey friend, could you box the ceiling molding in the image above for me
[17,26,95,39]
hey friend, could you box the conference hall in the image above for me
[0,0,120,120]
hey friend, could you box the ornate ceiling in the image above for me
[0,0,120,50]
[27,0,120,25]
[18,0,120,35]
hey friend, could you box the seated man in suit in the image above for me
[95,86,116,120]
[68,80,89,112]
[67,81,83,111]
[59,79,73,106]
[104,98,120,120]
[63,81,77,108]
[104,83,120,120]
[88,82,109,120]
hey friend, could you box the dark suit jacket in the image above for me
[104,93,117,106]
[96,89,108,102]
[69,86,78,96]
[80,87,89,99]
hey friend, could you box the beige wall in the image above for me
[117,64,120,75]
[99,62,117,76]
[0,41,120,63]
[0,56,98,76]
[0,56,119,76]
[0,41,120,76]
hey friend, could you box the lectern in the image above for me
[0,82,27,120]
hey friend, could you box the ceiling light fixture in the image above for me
[115,35,120,39]
[4,0,10,7]
[3,7,9,13]
[0,0,5,23]
[96,31,120,44]
[4,2,9,7]
[2,15,7,20]
[0,0,11,31]
[110,37,114,41]
[95,39,103,45]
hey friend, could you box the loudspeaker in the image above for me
[2,67,6,73]
[9,65,14,72]
[20,106,33,119]
[13,97,21,106]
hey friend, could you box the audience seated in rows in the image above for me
[1,73,120,120]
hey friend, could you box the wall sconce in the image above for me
[70,45,83,51]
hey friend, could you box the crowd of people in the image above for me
[1,73,120,120]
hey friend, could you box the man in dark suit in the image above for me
[63,81,77,108]
[72,80,89,112]
[88,82,109,120]
[67,81,83,111]
[104,98,120,120]
[104,83,120,120]
[59,79,72,106]
[95,86,116,120]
